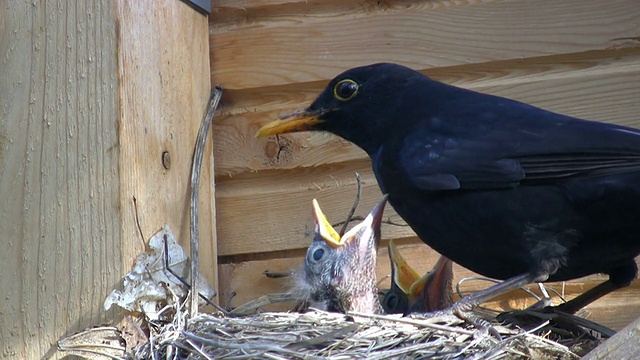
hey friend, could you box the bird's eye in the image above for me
[384,293,398,311]
[312,248,325,261]
[333,79,359,101]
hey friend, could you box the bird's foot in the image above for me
[496,306,615,339]
[524,298,554,311]
[408,303,502,340]
[406,308,461,325]
[451,301,502,340]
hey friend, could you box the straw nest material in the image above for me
[59,288,607,360]
[126,300,600,360]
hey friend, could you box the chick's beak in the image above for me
[342,194,388,245]
[388,239,421,294]
[255,108,326,138]
[312,199,342,247]
[408,256,454,312]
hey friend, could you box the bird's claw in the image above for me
[496,305,616,338]
[407,308,460,323]
[450,302,502,340]
[409,304,502,340]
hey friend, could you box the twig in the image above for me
[183,332,318,359]
[132,196,147,250]
[190,87,224,318]
[285,323,360,350]
[333,216,408,229]
[185,339,213,360]
[473,321,552,360]
[230,293,297,316]
[263,270,293,278]
[347,311,474,336]
[339,172,362,236]
[161,234,227,315]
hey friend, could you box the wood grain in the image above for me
[220,241,640,331]
[0,1,213,358]
[210,0,640,88]
[115,0,217,298]
[216,49,640,115]
[0,2,120,358]
[583,316,640,360]
[211,0,420,29]
[216,160,413,256]
[213,49,640,177]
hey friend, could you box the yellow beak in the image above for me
[312,199,342,247]
[388,240,454,312]
[255,109,325,138]
[388,239,421,294]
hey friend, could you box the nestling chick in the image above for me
[292,196,387,314]
[382,239,453,315]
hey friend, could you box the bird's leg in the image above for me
[558,268,637,315]
[559,260,637,313]
[497,280,623,338]
[449,272,542,336]
[411,272,544,338]
[452,272,542,315]
[497,262,636,338]
[527,283,554,310]
[556,280,618,314]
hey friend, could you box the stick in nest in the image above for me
[187,87,226,317]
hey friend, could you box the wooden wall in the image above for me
[0,1,213,359]
[210,0,640,331]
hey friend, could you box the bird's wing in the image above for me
[399,107,640,191]
[516,153,640,183]
[513,119,640,184]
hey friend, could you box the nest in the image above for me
[59,284,607,360]
[122,299,601,360]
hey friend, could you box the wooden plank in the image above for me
[0,2,120,359]
[214,66,640,256]
[211,0,409,29]
[115,0,217,297]
[215,49,640,116]
[583,316,640,360]
[213,49,640,177]
[209,0,640,88]
[0,1,213,358]
[220,242,640,331]
[215,0,311,8]
[216,160,413,256]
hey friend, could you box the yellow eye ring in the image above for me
[333,79,359,101]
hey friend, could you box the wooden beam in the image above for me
[0,2,120,358]
[115,0,216,298]
[0,1,214,358]
[210,0,640,88]
[583,315,640,359]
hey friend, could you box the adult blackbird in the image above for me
[258,63,640,325]
[383,239,453,314]
[293,196,387,314]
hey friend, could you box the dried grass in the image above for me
[129,299,595,360]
